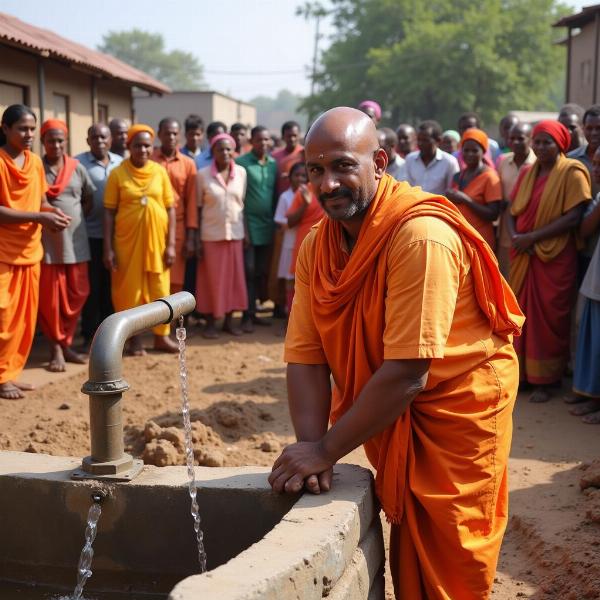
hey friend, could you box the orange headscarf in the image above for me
[40,119,78,200]
[40,119,68,138]
[460,127,489,152]
[127,124,155,145]
[311,174,523,523]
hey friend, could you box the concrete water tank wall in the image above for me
[0,452,384,599]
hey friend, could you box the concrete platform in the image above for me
[0,452,384,599]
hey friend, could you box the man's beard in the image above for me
[318,186,371,221]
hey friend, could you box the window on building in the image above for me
[0,81,27,118]
[98,103,109,124]
[581,59,592,87]
[52,92,70,151]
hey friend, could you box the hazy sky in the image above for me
[1,0,587,102]
[1,0,334,100]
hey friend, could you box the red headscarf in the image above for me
[532,120,571,154]
[40,119,68,138]
[460,128,489,152]
[41,119,78,200]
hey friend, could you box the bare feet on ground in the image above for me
[569,399,600,423]
[62,346,86,364]
[47,343,66,372]
[0,382,24,399]
[529,387,551,403]
[564,393,586,404]
[222,315,242,337]
[127,335,147,357]
[153,334,179,353]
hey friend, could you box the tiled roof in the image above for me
[0,11,170,94]
[554,4,600,29]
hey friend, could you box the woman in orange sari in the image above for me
[446,128,502,250]
[0,105,70,398]
[508,120,591,403]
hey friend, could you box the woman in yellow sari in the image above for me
[103,124,178,355]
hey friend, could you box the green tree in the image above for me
[99,29,205,91]
[302,0,570,128]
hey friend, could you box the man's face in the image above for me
[417,129,437,156]
[396,126,416,155]
[584,115,600,150]
[305,138,386,222]
[185,128,203,152]
[3,114,36,151]
[500,116,519,145]
[458,116,478,136]
[378,134,396,163]
[158,121,179,153]
[110,122,128,151]
[283,126,300,152]
[88,126,111,159]
[508,127,531,156]
[559,113,583,148]
[251,130,271,157]
[232,127,247,150]
[43,129,66,160]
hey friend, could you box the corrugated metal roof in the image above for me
[0,11,170,94]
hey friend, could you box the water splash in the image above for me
[69,494,103,600]
[177,315,207,573]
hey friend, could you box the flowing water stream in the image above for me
[176,316,208,573]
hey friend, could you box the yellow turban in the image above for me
[127,124,155,145]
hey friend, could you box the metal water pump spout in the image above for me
[72,292,196,482]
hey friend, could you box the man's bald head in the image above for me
[304,107,387,222]
[306,107,379,153]
[395,123,417,156]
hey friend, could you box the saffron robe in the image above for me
[285,174,524,599]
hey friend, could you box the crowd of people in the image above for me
[0,98,599,426]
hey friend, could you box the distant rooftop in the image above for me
[554,4,600,29]
[0,11,170,95]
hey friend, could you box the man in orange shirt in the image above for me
[151,118,198,293]
[0,105,70,399]
[269,107,524,599]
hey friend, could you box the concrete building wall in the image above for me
[569,24,597,107]
[134,91,256,133]
[43,61,94,156]
[0,44,135,156]
[0,46,42,153]
[97,78,134,125]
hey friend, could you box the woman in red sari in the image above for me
[507,120,591,403]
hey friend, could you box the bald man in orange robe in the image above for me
[268,107,524,599]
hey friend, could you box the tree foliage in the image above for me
[99,29,205,91]
[303,0,571,128]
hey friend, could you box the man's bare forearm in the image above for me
[321,359,430,463]
[287,363,331,442]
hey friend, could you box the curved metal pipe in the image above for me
[76,292,196,480]
[87,291,196,385]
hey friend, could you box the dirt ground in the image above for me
[2,326,600,599]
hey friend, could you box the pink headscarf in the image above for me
[210,133,236,149]
[358,100,382,121]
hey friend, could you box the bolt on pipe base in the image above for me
[71,455,144,482]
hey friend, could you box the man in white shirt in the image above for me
[404,120,459,195]
[377,128,406,181]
